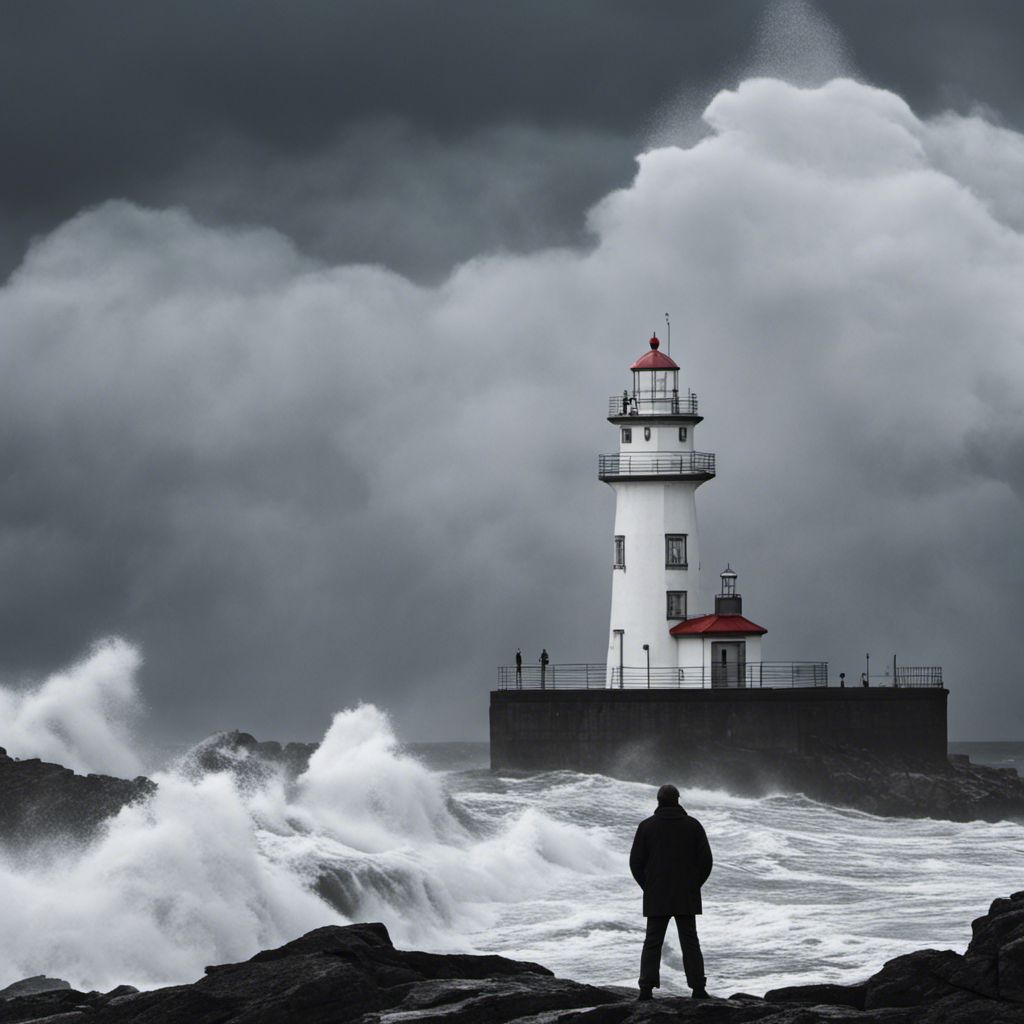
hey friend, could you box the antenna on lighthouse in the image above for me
[665,313,671,357]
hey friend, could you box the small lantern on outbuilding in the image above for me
[715,565,741,614]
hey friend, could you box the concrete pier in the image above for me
[489,687,949,771]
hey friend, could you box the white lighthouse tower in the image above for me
[601,333,715,686]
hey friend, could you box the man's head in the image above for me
[657,783,680,806]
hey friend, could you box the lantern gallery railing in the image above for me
[497,662,946,690]
[608,394,700,417]
[598,452,716,481]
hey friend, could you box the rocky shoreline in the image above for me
[654,742,1024,822]
[3,732,1022,853]
[2,891,1023,1023]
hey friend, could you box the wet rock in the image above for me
[968,896,1024,959]
[175,731,318,788]
[0,748,154,849]
[999,936,1024,1003]
[9,896,1024,1022]
[862,950,963,1009]
[85,922,619,1024]
[0,976,71,1000]
[764,982,866,1008]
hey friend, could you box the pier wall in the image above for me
[489,687,948,771]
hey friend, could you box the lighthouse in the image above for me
[601,333,714,685]
[491,332,943,768]
[491,331,943,768]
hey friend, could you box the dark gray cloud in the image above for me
[3,1,1024,281]
[1,3,1024,748]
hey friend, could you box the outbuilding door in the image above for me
[711,641,745,688]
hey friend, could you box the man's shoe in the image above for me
[691,985,710,999]
[637,988,653,1001]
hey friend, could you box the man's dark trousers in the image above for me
[639,914,704,990]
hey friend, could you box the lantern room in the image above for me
[627,334,679,413]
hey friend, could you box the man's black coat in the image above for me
[629,805,713,916]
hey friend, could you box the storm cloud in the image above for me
[2,70,1023,743]
[5,1,1024,284]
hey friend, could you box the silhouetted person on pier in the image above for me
[629,784,712,1001]
[539,648,549,688]
[515,648,522,686]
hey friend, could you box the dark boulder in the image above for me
[763,981,866,1008]
[0,746,154,848]
[852,891,1024,1016]
[174,731,318,788]
[862,950,964,1009]
[8,895,1024,1022]
[92,921,619,1024]
[0,975,71,1000]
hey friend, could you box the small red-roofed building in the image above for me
[668,568,768,687]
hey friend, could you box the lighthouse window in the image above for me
[666,591,687,620]
[644,426,651,441]
[621,427,632,443]
[665,534,688,568]
[679,427,688,442]
[613,535,625,569]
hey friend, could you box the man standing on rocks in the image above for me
[629,783,713,1000]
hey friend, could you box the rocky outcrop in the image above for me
[654,743,1024,822]
[792,749,1024,821]
[4,892,1024,1023]
[765,890,1024,1019]
[0,976,71,1000]
[0,732,310,849]
[173,730,316,789]
[0,746,154,848]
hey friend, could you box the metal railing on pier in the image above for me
[598,452,716,480]
[498,661,830,690]
[498,663,608,690]
[863,666,944,688]
[497,663,945,690]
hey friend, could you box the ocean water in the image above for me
[1,645,1022,996]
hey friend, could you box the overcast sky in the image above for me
[2,0,1024,747]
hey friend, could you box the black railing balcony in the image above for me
[598,452,716,481]
[608,394,700,418]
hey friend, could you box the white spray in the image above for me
[0,658,615,992]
